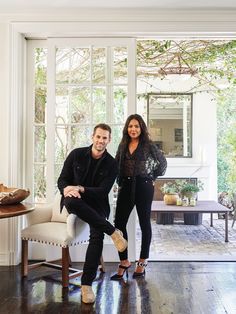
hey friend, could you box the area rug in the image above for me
[136,216,236,261]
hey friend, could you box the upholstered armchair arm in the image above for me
[66,214,77,238]
[66,214,89,243]
[25,203,53,226]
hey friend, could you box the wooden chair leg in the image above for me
[62,247,69,288]
[99,255,105,273]
[68,250,72,267]
[21,239,28,277]
[21,243,82,287]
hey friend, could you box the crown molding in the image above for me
[9,20,236,39]
[1,9,236,23]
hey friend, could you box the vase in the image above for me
[163,193,179,205]
[181,192,197,201]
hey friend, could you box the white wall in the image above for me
[137,75,217,200]
[0,23,10,265]
[164,92,217,201]
[0,23,9,184]
[0,9,235,265]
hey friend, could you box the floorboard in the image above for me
[1,262,236,314]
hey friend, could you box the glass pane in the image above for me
[71,126,91,149]
[92,47,106,84]
[71,48,91,84]
[34,126,46,162]
[55,87,69,124]
[55,163,63,192]
[92,87,106,124]
[110,125,124,157]
[113,47,128,84]
[56,47,92,84]
[34,164,46,202]
[35,87,46,123]
[35,48,47,85]
[56,48,71,84]
[55,125,69,163]
[71,87,91,124]
[113,86,127,123]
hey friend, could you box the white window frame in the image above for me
[25,37,137,262]
[47,38,136,201]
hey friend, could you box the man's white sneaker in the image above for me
[111,229,128,252]
[81,285,95,304]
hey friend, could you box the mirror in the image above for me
[147,93,192,157]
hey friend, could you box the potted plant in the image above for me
[177,180,204,201]
[176,179,204,225]
[160,182,179,205]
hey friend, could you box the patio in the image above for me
[136,215,236,261]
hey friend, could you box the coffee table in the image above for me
[151,200,231,242]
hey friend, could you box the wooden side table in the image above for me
[0,203,35,219]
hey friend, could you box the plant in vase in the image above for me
[160,182,179,205]
[177,180,204,204]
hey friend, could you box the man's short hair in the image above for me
[93,123,111,135]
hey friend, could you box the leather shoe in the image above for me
[81,285,95,304]
[111,229,127,252]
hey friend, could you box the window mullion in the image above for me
[127,39,136,115]
[106,46,112,124]
[46,42,56,202]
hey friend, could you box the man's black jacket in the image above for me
[58,145,118,218]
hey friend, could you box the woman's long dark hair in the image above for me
[119,114,151,152]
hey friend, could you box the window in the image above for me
[26,39,135,202]
[147,93,192,157]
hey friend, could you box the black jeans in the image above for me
[114,176,154,261]
[64,197,115,285]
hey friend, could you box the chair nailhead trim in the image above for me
[21,236,88,248]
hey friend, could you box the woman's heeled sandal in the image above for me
[132,261,147,278]
[110,264,131,280]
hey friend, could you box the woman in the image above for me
[111,114,167,280]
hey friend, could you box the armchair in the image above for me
[21,192,93,288]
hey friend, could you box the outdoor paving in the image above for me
[136,214,236,261]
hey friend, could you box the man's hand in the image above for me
[63,185,84,198]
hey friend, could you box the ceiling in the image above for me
[1,0,236,10]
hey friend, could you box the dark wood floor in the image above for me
[1,262,236,314]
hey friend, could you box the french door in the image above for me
[26,38,136,261]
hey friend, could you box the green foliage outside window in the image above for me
[217,88,236,195]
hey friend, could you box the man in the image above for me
[58,123,127,304]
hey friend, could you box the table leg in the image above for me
[210,213,213,227]
[225,211,229,242]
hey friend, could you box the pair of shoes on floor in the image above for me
[81,285,95,304]
[111,229,128,252]
[110,263,131,280]
[133,261,148,278]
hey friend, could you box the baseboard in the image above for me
[0,252,8,265]
[0,252,17,265]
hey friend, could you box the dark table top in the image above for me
[0,202,35,219]
[152,200,231,213]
